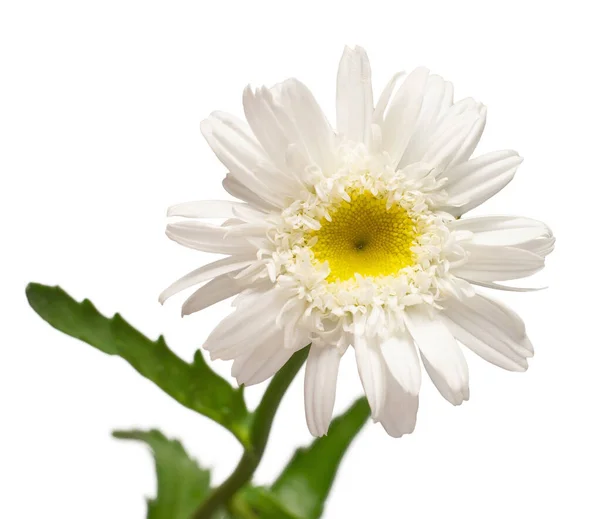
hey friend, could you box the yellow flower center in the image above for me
[310,191,417,282]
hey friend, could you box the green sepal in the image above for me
[26,283,250,446]
[271,398,371,519]
[113,429,210,519]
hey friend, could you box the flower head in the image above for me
[161,47,554,437]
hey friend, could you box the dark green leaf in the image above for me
[113,429,210,519]
[231,487,301,519]
[271,398,370,519]
[26,283,118,354]
[26,283,250,446]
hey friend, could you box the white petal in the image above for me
[415,75,449,132]
[450,216,554,258]
[278,79,336,173]
[167,200,247,219]
[200,113,285,207]
[231,328,279,382]
[245,80,335,175]
[159,256,253,303]
[433,97,478,128]
[235,330,307,386]
[379,367,419,438]
[166,222,256,255]
[379,333,421,395]
[207,315,275,361]
[205,287,282,352]
[459,293,532,356]
[242,85,310,178]
[441,294,531,371]
[440,150,523,216]
[181,274,245,316]
[243,347,300,385]
[454,244,545,282]
[278,299,308,350]
[336,45,373,144]
[421,104,485,170]
[421,355,470,406]
[210,110,284,183]
[354,333,386,420]
[436,80,455,123]
[165,222,223,251]
[405,307,469,405]
[380,67,430,166]
[304,345,343,437]
[166,220,265,255]
[222,221,270,238]
[465,279,547,292]
[446,106,487,167]
[231,204,269,224]
[222,174,278,211]
[409,97,475,165]
[231,282,272,309]
[373,71,405,124]
[399,74,454,167]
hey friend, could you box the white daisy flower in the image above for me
[161,46,554,438]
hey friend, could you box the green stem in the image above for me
[192,346,310,519]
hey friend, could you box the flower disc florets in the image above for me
[261,143,467,339]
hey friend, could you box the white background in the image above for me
[1,1,598,518]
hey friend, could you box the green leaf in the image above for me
[211,510,236,519]
[231,487,302,519]
[25,283,119,355]
[26,283,250,446]
[271,398,371,519]
[113,429,210,519]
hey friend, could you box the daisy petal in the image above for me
[373,71,405,125]
[207,314,275,361]
[405,307,469,405]
[159,256,253,303]
[354,333,386,420]
[446,106,487,168]
[421,103,486,170]
[379,367,419,438]
[167,200,247,219]
[278,79,336,173]
[441,294,531,371]
[380,333,421,395]
[399,74,454,167]
[440,150,523,216]
[304,345,343,436]
[455,293,532,354]
[181,274,246,316]
[246,80,335,175]
[381,67,430,166]
[421,355,470,406]
[242,85,310,177]
[450,216,555,258]
[465,280,547,292]
[165,221,258,254]
[222,174,278,211]
[200,113,285,207]
[231,329,278,383]
[336,45,374,144]
[205,287,282,350]
[454,244,545,282]
[235,330,306,386]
